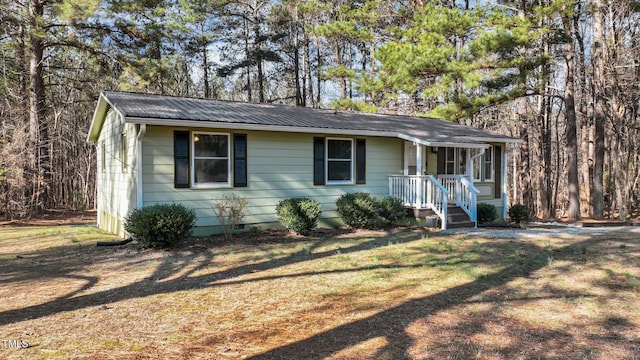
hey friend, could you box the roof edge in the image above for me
[123,116,400,138]
[123,116,520,146]
[87,93,110,143]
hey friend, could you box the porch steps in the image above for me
[446,206,475,228]
[409,205,475,229]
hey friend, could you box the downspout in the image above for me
[136,124,147,208]
[467,148,485,178]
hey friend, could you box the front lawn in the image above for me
[0,224,638,359]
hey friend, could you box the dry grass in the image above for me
[0,224,639,359]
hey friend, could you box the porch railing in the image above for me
[437,175,480,223]
[389,175,449,229]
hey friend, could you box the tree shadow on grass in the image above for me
[1,227,637,359]
[245,231,639,359]
[0,228,420,326]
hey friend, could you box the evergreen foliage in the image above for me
[477,203,498,224]
[377,196,407,225]
[508,204,531,224]
[336,192,379,229]
[124,203,196,248]
[275,198,322,235]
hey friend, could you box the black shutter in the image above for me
[313,137,325,185]
[233,134,247,187]
[174,131,190,188]
[355,139,366,184]
[494,145,502,199]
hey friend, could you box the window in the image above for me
[467,146,494,182]
[327,138,353,183]
[192,132,230,186]
[472,150,482,181]
[174,131,247,188]
[483,146,493,181]
[120,132,127,173]
[440,147,493,182]
[313,137,365,185]
[101,141,106,172]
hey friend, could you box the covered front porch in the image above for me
[389,140,509,229]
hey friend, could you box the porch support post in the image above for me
[415,142,423,207]
[415,143,423,175]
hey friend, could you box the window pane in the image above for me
[473,157,481,180]
[327,139,351,159]
[446,162,455,174]
[327,161,351,181]
[484,147,493,180]
[194,159,228,183]
[484,162,492,180]
[194,134,228,157]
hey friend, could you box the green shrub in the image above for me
[508,204,531,224]
[336,192,378,229]
[124,203,196,248]
[477,203,498,224]
[378,196,407,225]
[276,198,322,235]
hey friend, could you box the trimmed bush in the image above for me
[378,196,407,225]
[508,204,531,224]
[276,198,322,235]
[336,192,378,229]
[477,203,498,224]
[124,203,196,248]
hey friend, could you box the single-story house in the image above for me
[87,91,521,236]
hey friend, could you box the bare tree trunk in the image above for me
[201,23,210,98]
[518,100,533,211]
[564,32,581,221]
[28,0,49,214]
[590,0,606,219]
[334,40,347,99]
[242,15,252,102]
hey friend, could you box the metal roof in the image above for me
[89,91,520,146]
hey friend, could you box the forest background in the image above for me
[1,0,638,222]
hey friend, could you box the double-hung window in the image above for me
[314,137,365,185]
[327,139,353,183]
[174,131,247,188]
[192,132,230,186]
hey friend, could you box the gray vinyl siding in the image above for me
[96,110,137,236]
[141,126,403,235]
